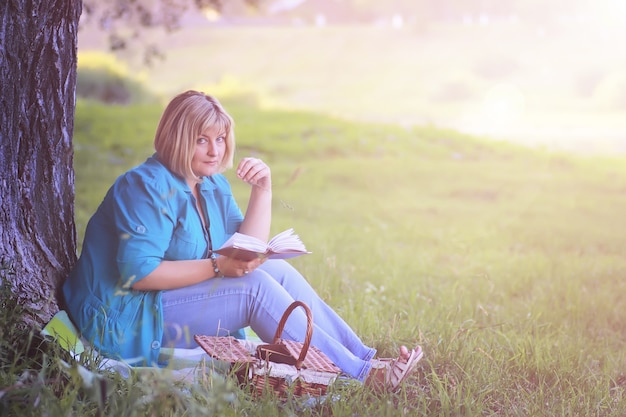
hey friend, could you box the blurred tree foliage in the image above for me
[80,0,595,62]
[81,0,261,63]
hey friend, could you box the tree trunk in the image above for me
[0,0,82,326]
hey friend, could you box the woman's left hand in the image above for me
[236,157,271,191]
[217,255,265,277]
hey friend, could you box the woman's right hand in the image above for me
[216,255,265,277]
[237,157,271,192]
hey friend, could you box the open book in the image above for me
[215,228,311,261]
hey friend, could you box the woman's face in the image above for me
[190,125,226,180]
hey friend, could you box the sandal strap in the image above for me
[386,347,424,390]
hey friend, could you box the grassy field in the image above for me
[2,23,626,416]
[47,93,626,416]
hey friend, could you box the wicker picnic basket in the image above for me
[194,301,341,398]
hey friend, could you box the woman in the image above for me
[62,90,422,391]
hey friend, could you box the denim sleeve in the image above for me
[225,191,244,235]
[112,173,176,287]
[211,174,244,240]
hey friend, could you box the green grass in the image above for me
[4,94,619,416]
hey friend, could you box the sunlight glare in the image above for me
[458,83,526,139]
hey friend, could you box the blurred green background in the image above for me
[63,3,626,414]
[77,0,626,155]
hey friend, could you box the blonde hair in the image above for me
[154,90,235,182]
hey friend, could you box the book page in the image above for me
[216,229,310,260]
[227,233,268,253]
[268,228,307,252]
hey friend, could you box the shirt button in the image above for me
[136,225,146,234]
[151,341,161,350]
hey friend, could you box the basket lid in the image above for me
[281,340,341,374]
[194,335,256,364]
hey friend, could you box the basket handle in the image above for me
[272,301,313,370]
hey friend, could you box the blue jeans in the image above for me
[161,259,376,382]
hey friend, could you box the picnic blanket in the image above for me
[42,310,262,383]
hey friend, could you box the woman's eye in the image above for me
[216,136,225,143]
[197,137,208,144]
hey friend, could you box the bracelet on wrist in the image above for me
[210,255,223,278]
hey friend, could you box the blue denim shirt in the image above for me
[63,155,244,365]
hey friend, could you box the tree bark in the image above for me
[0,0,82,326]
